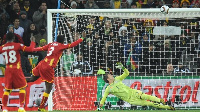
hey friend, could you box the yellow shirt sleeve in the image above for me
[100,87,109,105]
[115,68,129,81]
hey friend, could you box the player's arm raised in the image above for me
[33,43,50,52]
[21,36,36,52]
[62,38,84,49]
[100,88,109,108]
[115,62,129,81]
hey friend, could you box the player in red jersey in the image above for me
[26,35,84,111]
[0,32,35,112]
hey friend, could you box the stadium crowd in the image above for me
[0,0,200,76]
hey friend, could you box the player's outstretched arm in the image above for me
[100,88,109,108]
[33,44,49,52]
[62,38,84,50]
[115,62,129,81]
[21,36,36,52]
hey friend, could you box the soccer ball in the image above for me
[160,5,169,14]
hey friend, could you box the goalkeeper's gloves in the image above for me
[115,62,125,70]
[96,107,103,111]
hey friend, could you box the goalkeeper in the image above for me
[99,62,175,110]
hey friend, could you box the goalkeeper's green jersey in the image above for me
[100,68,133,105]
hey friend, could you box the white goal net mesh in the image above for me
[48,9,200,111]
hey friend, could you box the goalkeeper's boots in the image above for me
[18,108,26,112]
[2,110,8,112]
[160,99,166,105]
[38,108,48,112]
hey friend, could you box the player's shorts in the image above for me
[32,62,54,83]
[4,68,27,90]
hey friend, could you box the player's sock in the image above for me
[141,93,160,102]
[39,92,49,109]
[19,90,26,108]
[2,91,10,110]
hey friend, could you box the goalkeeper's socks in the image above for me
[39,92,49,109]
[2,91,9,110]
[19,90,26,108]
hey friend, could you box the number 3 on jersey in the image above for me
[2,50,17,64]
[47,47,54,56]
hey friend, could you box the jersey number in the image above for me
[2,50,17,64]
[47,47,54,56]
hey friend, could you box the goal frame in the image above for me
[47,8,200,111]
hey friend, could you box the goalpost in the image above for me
[47,9,200,111]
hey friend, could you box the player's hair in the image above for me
[56,35,65,43]
[6,32,15,42]
[103,73,109,83]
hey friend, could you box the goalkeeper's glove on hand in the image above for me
[115,62,125,70]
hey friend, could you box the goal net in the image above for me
[47,9,200,111]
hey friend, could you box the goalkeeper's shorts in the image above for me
[32,62,54,83]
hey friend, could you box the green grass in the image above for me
[25,110,200,112]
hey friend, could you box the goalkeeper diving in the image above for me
[99,62,175,110]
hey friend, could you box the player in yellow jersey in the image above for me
[99,62,175,110]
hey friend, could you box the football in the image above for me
[160,5,169,14]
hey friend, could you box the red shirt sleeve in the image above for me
[20,41,36,52]
[61,38,83,50]
[33,43,50,52]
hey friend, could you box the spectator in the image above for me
[142,0,156,8]
[0,3,9,20]
[71,1,78,9]
[172,0,180,8]
[125,37,142,72]
[60,2,68,9]
[23,23,39,46]
[13,17,24,38]
[99,20,114,41]
[103,0,112,9]
[130,2,137,8]
[21,52,32,77]
[0,13,10,39]
[191,0,200,8]
[70,54,92,75]
[32,1,47,31]
[38,39,47,58]
[121,0,130,8]
[83,38,95,68]
[61,48,76,76]
[2,25,24,44]
[6,1,20,23]
[84,0,99,9]
[19,11,32,32]
[110,0,121,9]
[143,19,154,34]
[35,25,47,46]
[21,0,34,21]
[180,0,190,8]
